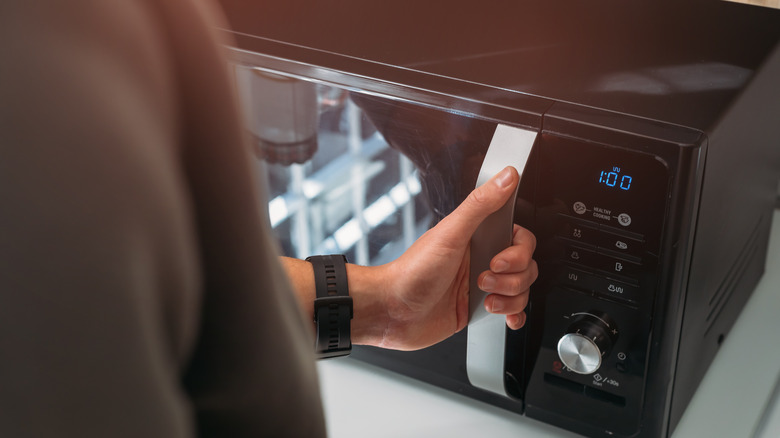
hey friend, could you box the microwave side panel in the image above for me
[668,42,780,435]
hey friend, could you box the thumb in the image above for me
[435,166,519,244]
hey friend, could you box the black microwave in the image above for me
[219,1,780,437]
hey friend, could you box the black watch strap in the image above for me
[306,255,352,359]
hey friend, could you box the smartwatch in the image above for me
[306,255,352,358]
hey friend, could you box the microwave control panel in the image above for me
[524,133,671,436]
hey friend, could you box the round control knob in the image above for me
[557,311,618,375]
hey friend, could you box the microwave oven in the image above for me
[218,1,780,436]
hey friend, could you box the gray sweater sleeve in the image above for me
[0,1,326,437]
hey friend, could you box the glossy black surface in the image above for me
[220,0,780,130]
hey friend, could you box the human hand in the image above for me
[371,166,538,351]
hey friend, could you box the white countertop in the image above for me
[317,212,780,438]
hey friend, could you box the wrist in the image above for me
[281,256,391,349]
[346,263,391,347]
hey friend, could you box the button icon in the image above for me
[618,213,632,226]
[592,277,641,302]
[617,352,627,361]
[615,262,623,272]
[571,251,581,260]
[573,202,587,215]
[615,240,628,250]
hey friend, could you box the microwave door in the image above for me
[239,65,542,412]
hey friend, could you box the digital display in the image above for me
[539,133,670,249]
[598,166,632,190]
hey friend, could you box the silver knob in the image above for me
[557,333,602,374]
[556,311,618,375]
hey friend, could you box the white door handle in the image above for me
[466,124,537,398]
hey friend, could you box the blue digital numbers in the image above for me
[599,167,632,191]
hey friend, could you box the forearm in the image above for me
[279,257,390,346]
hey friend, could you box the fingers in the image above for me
[506,312,527,330]
[479,224,537,331]
[490,225,536,273]
[483,288,530,315]
[480,225,536,295]
[432,166,519,247]
[478,259,538,296]
[484,291,529,330]
[479,263,536,330]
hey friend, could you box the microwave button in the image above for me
[596,230,645,257]
[553,214,601,241]
[597,235,644,257]
[595,254,642,282]
[564,244,598,267]
[557,265,597,293]
[591,277,642,303]
[558,221,600,246]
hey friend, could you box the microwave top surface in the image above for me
[219,0,780,132]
